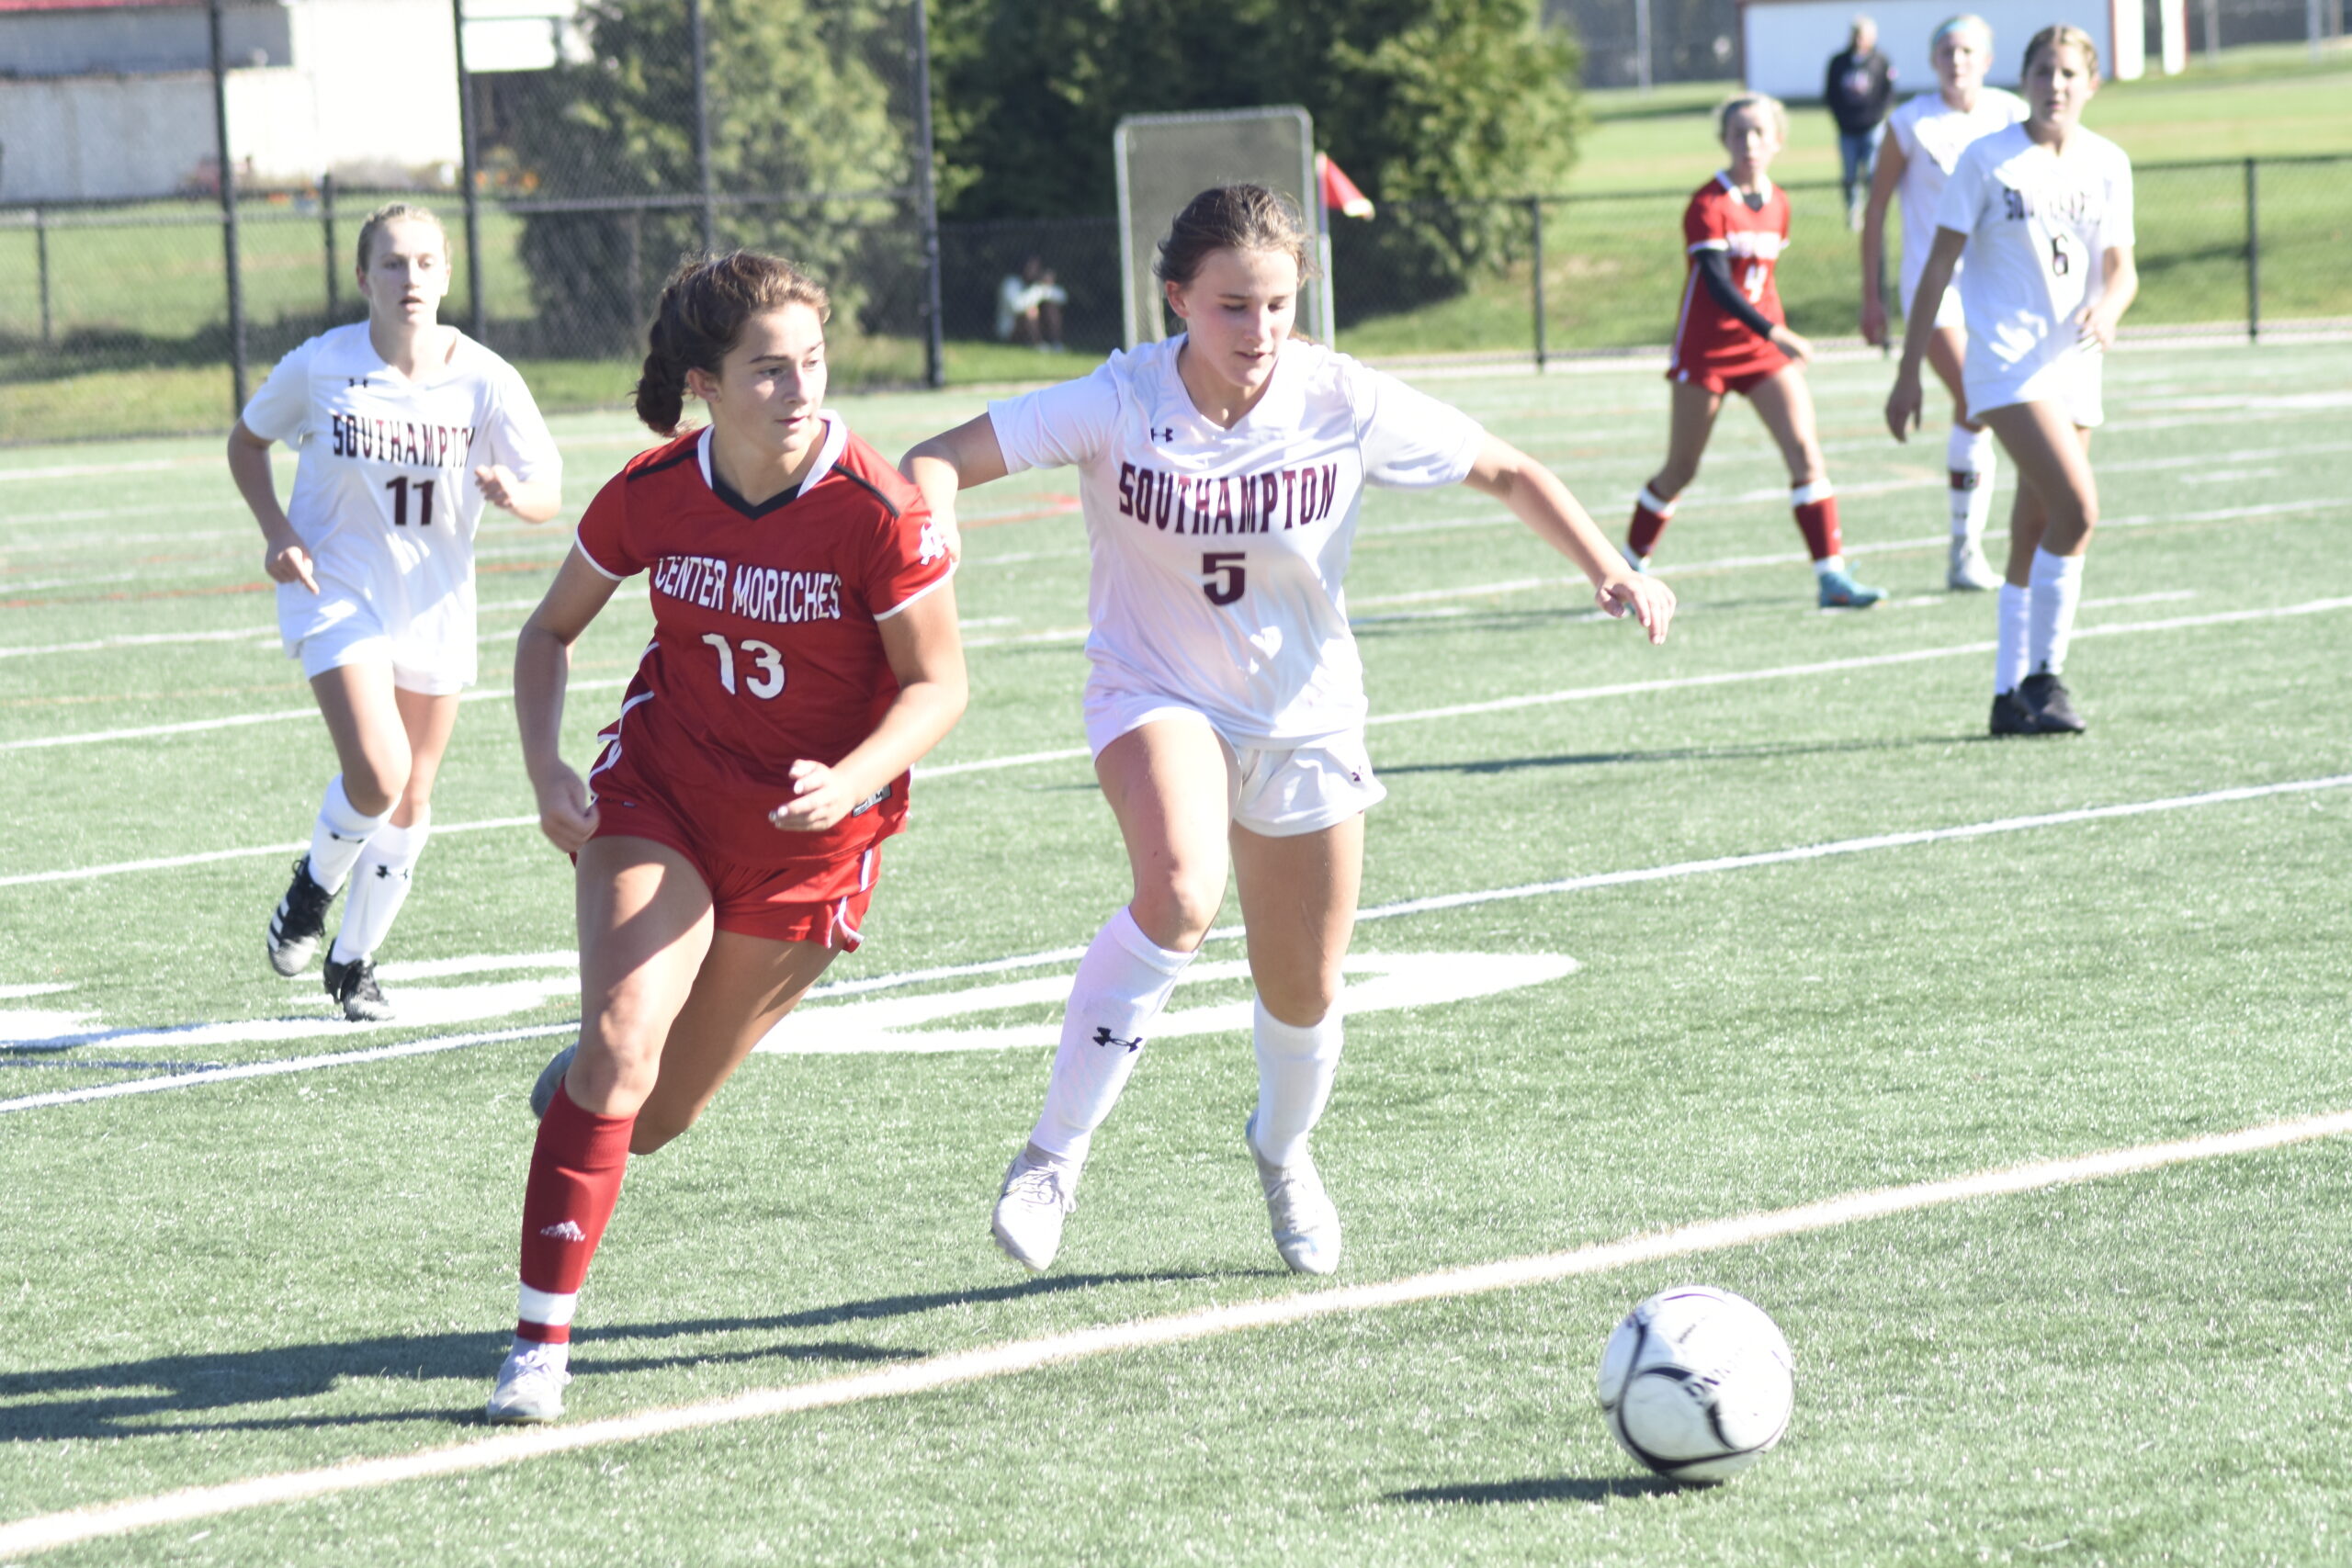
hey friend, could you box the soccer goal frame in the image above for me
[1113,106,1336,351]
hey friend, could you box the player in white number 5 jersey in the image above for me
[230,204,562,1017]
[1887,25,2136,736]
[903,185,1676,1279]
[1859,15,2026,590]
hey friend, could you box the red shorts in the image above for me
[1668,357,1785,397]
[587,774,885,952]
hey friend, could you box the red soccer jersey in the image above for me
[574,417,954,868]
[1668,174,1792,381]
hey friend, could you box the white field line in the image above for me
[0,678,630,753]
[5,1106,2347,1557]
[9,594,2351,886]
[0,1022,575,1117]
[0,595,616,663]
[6,770,2344,1115]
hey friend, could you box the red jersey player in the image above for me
[1629,94,1884,610]
[487,253,967,1423]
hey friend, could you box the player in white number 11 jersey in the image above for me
[1888,25,2136,736]
[903,185,1676,1279]
[229,203,562,1017]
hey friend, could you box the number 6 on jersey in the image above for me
[702,632,786,698]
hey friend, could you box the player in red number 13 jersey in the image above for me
[1630,95,1884,610]
[484,253,966,1423]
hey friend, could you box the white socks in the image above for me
[1946,423,1997,546]
[1996,582,2030,694]
[333,815,429,964]
[1249,997,1344,1170]
[1028,908,1196,1168]
[307,775,390,894]
[2028,547,2085,676]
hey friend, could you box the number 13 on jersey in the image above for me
[703,633,786,698]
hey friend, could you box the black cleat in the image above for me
[529,1042,579,1119]
[2019,671,2086,734]
[266,856,335,976]
[1989,690,2041,736]
[323,951,395,1021]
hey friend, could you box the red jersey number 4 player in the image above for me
[485,254,966,1424]
[1632,95,1885,610]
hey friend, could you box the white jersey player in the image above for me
[1888,26,2137,739]
[1859,14,2027,590]
[229,203,562,1018]
[903,184,1676,1280]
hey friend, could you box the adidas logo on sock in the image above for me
[537,1220,587,1241]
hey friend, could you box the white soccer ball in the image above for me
[1595,1284,1794,1483]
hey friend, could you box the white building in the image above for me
[0,0,581,203]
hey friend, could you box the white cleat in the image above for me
[1248,1116,1342,1277]
[991,1148,1077,1273]
[529,1043,579,1120]
[1948,539,2003,592]
[485,1338,571,1425]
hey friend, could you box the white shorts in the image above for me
[278,581,474,695]
[1966,344,2105,431]
[1899,261,1967,332]
[1081,685,1386,839]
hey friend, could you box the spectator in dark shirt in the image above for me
[1825,17,1896,229]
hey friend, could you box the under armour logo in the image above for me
[917,518,949,565]
[538,1220,586,1241]
[347,376,371,389]
[1151,426,1176,443]
[1091,1026,1144,1053]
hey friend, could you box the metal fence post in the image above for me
[322,173,338,319]
[910,0,945,389]
[451,0,487,341]
[1529,197,1548,370]
[207,0,249,414]
[34,208,52,346]
[689,0,716,254]
[2244,157,2261,343]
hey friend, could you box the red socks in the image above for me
[1627,486,1677,558]
[1791,481,1841,562]
[514,1081,634,1344]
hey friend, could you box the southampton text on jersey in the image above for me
[2000,182,2102,225]
[1115,461,1341,536]
[650,551,845,626]
[329,412,476,468]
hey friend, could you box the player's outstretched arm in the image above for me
[771,581,969,834]
[228,421,317,593]
[1887,228,1968,440]
[1858,137,1908,345]
[899,414,1012,564]
[472,464,563,523]
[1462,434,1676,645]
[2078,245,2138,349]
[514,547,623,852]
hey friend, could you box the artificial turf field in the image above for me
[2,338,2348,1563]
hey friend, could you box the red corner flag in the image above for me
[1317,152,1374,220]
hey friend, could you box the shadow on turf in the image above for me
[1387,1474,1681,1506]
[0,1270,1198,1440]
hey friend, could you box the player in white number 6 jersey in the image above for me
[903,185,1676,1278]
[1887,26,2135,736]
[231,203,562,1019]
[1859,15,2026,590]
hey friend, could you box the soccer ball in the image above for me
[1595,1284,1794,1483]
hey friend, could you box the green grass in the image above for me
[3,343,2350,1562]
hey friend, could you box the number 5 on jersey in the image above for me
[1202,551,1247,606]
[703,633,786,698]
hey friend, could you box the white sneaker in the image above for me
[1248,1116,1341,1276]
[991,1149,1077,1273]
[485,1338,571,1424]
[1948,539,2002,592]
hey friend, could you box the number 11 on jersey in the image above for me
[384,475,436,526]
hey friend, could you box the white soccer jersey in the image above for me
[1888,87,2028,306]
[1936,123,2135,405]
[242,322,560,682]
[988,335,1484,748]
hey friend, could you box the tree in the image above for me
[496,0,914,355]
[931,0,1581,304]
